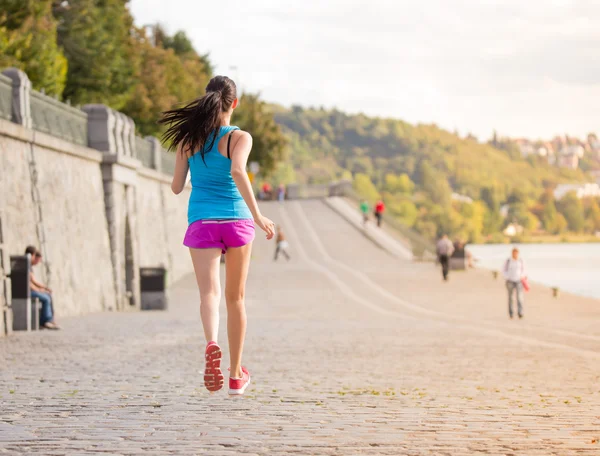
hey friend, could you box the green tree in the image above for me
[53,0,138,109]
[397,174,415,194]
[353,173,379,202]
[507,203,536,230]
[417,161,451,207]
[162,30,195,57]
[122,27,211,136]
[384,173,414,194]
[506,187,528,205]
[480,185,503,234]
[458,201,487,242]
[541,196,559,233]
[0,0,67,95]
[557,192,585,233]
[483,209,503,235]
[388,198,418,226]
[555,213,568,234]
[414,220,437,240]
[585,198,600,233]
[233,93,287,177]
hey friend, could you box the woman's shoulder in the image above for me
[229,127,251,137]
[229,129,253,145]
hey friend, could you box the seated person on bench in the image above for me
[25,246,60,330]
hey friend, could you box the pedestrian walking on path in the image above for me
[273,226,291,261]
[277,183,286,202]
[374,199,385,228]
[436,234,454,281]
[160,75,275,396]
[360,200,370,226]
[503,247,526,319]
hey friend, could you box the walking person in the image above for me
[160,75,275,396]
[503,247,526,319]
[374,199,385,228]
[436,234,454,281]
[25,246,60,330]
[360,200,370,227]
[261,182,272,200]
[273,226,291,261]
[277,183,286,203]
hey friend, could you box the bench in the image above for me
[9,254,40,331]
[450,243,467,271]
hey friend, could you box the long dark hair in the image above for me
[159,76,237,161]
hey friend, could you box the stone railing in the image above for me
[30,89,88,146]
[0,74,12,121]
[286,180,353,199]
[135,135,154,168]
[0,67,175,175]
[160,149,176,175]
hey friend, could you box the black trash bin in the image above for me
[10,255,40,331]
[140,267,168,311]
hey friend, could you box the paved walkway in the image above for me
[1,200,599,455]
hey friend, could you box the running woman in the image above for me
[160,76,275,395]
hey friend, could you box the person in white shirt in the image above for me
[503,247,526,319]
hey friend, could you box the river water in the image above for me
[467,243,600,300]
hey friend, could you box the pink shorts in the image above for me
[183,219,255,254]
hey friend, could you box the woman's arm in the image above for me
[171,143,189,195]
[230,131,275,239]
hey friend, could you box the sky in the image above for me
[130,0,600,140]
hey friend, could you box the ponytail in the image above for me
[159,76,237,163]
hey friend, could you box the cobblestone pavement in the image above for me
[1,201,599,455]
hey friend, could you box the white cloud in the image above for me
[130,0,600,139]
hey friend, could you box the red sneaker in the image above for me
[228,367,251,396]
[204,341,223,392]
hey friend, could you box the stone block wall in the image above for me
[0,119,115,316]
[136,170,191,285]
[0,68,192,335]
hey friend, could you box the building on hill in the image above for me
[503,223,524,237]
[451,193,474,204]
[590,170,600,185]
[514,139,552,160]
[557,151,579,169]
[515,139,535,158]
[554,183,600,200]
[588,137,600,160]
[560,144,585,158]
[551,136,567,154]
[543,142,556,165]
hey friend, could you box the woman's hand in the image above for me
[255,214,275,240]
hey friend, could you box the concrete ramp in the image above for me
[324,197,413,260]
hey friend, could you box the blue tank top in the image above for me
[187,126,252,224]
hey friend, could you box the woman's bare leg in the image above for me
[189,248,222,343]
[224,242,253,378]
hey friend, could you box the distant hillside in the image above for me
[273,106,585,194]
[272,106,598,242]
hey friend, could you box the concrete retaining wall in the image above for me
[0,119,116,316]
[0,68,192,335]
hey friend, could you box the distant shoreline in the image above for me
[467,243,600,300]
[475,235,600,245]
